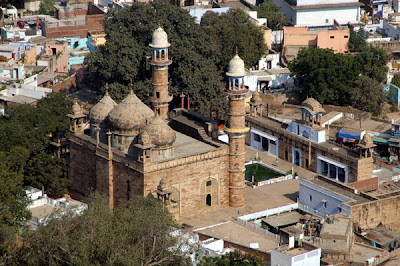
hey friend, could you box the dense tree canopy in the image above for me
[84,0,267,117]
[348,28,368,52]
[39,0,55,16]
[251,0,291,31]
[7,195,193,265]
[351,76,386,116]
[288,47,390,115]
[0,92,72,197]
[199,249,265,265]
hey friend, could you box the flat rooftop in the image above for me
[196,221,278,253]
[305,177,374,205]
[276,245,317,256]
[320,214,350,237]
[262,211,302,228]
[30,204,56,219]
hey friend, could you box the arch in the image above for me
[161,49,165,60]
[206,194,212,206]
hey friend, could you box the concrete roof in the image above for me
[364,225,400,246]
[320,214,350,237]
[30,204,56,219]
[262,211,302,228]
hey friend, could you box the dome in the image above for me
[90,91,117,124]
[149,26,170,48]
[359,132,375,148]
[139,116,176,148]
[226,54,245,77]
[72,100,83,116]
[301,98,325,115]
[108,90,155,132]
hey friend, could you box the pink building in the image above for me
[283,23,350,62]
[44,40,68,73]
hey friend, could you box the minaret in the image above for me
[149,26,173,118]
[224,52,249,208]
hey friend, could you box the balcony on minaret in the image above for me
[148,55,172,66]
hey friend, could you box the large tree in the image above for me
[251,0,291,31]
[200,9,268,73]
[288,48,358,105]
[85,1,267,117]
[8,195,193,265]
[351,76,386,116]
[348,28,368,52]
[0,92,72,197]
[288,47,389,109]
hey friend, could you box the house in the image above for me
[270,0,362,27]
[44,40,68,73]
[361,0,389,18]
[246,98,374,183]
[283,23,350,62]
[26,187,87,229]
[271,242,321,266]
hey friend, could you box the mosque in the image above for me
[67,26,249,219]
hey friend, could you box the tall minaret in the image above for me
[224,52,249,208]
[149,26,173,118]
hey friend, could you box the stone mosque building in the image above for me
[68,27,249,219]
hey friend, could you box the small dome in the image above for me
[108,91,155,132]
[72,100,83,116]
[139,116,176,148]
[226,54,245,77]
[158,178,167,191]
[251,91,262,104]
[360,132,374,147]
[90,92,117,124]
[149,26,170,48]
[301,98,325,115]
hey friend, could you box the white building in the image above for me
[271,244,321,266]
[270,0,362,27]
[244,68,293,92]
[26,187,87,229]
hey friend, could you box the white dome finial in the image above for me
[150,26,170,48]
[226,52,245,77]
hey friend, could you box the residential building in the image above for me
[283,23,350,62]
[246,98,374,183]
[26,187,87,229]
[44,40,68,73]
[271,242,321,266]
[270,0,362,27]
[361,0,389,18]
[244,67,294,92]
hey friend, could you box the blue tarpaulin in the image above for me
[338,129,363,142]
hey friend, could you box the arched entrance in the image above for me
[206,194,212,206]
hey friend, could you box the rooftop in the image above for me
[320,213,351,237]
[30,204,55,219]
[364,225,400,246]
[262,211,302,228]
[276,244,318,256]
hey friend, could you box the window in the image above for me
[338,206,342,212]
[344,35,349,38]
[156,92,160,99]
[254,134,260,142]
[330,36,334,39]
[325,19,329,23]
[309,195,312,202]
[206,180,212,186]
[323,202,327,208]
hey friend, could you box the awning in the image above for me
[317,154,347,169]
[338,128,364,141]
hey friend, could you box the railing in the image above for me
[236,218,280,241]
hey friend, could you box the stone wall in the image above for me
[348,177,378,192]
[351,194,400,234]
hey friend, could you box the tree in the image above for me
[199,250,265,265]
[355,46,390,83]
[288,48,358,105]
[251,0,291,31]
[392,73,400,88]
[0,92,72,198]
[348,28,368,52]
[200,9,268,73]
[39,0,55,16]
[85,0,226,116]
[8,194,194,265]
[351,76,385,116]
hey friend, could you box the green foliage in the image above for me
[199,250,265,265]
[85,1,267,117]
[200,9,268,72]
[348,28,368,52]
[251,0,291,30]
[351,76,386,116]
[8,194,193,265]
[288,47,389,111]
[0,92,72,197]
[392,73,400,88]
[39,0,55,16]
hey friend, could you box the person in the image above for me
[275,158,278,167]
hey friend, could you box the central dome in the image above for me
[149,26,170,48]
[226,54,245,77]
[90,92,117,124]
[108,91,155,133]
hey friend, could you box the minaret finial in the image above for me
[105,82,109,96]
[235,46,238,55]
[129,79,133,94]
[158,22,161,28]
